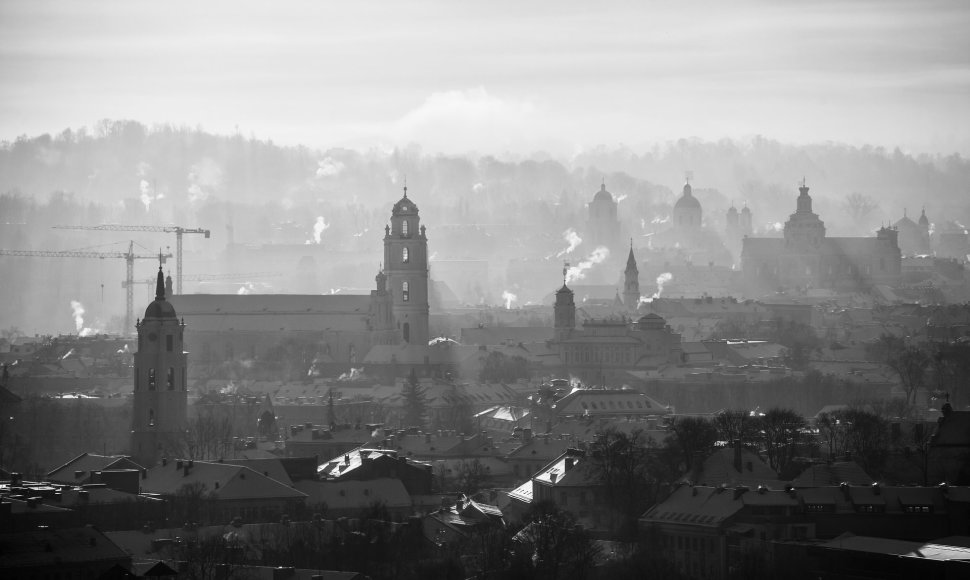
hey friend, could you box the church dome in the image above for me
[674,183,701,210]
[741,205,751,215]
[392,188,419,216]
[144,299,177,320]
[727,206,738,216]
[143,267,177,319]
[593,183,614,203]
[919,208,930,227]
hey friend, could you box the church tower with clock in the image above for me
[131,264,188,467]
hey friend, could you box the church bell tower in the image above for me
[383,185,430,346]
[131,265,188,467]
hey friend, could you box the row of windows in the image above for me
[563,347,638,365]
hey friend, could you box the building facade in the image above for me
[742,182,902,292]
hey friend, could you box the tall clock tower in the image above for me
[383,186,430,346]
[131,266,188,467]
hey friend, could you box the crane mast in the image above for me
[0,241,171,334]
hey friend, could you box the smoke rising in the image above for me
[502,290,517,309]
[307,216,330,244]
[565,246,610,284]
[556,228,582,258]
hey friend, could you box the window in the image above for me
[402,220,409,236]
[148,368,156,390]
[166,334,173,352]
[402,281,409,302]
[403,323,410,343]
[402,247,409,263]
[167,367,175,390]
[148,409,155,427]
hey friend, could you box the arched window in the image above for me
[403,323,410,343]
[402,220,409,237]
[402,247,409,263]
[148,368,156,390]
[402,281,409,302]
[167,367,175,390]
[148,409,155,427]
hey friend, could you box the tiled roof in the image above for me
[0,526,129,568]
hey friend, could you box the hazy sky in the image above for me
[1,0,968,156]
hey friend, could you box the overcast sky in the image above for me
[1,0,968,156]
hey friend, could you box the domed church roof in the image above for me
[593,182,614,203]
[144,267,177,319]
[674,182,701,210]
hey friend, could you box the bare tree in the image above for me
[667,416,718,472]
[759,408,808,476]
[844,192,878,223]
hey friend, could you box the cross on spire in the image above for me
[562,261,570,286]
[403,175,408,198]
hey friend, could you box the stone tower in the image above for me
[623,241,640,311]
[131,265,187,467]
[383,186,430,346]
[554,265,576,342]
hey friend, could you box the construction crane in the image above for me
[53,224,211,295]
[124,271,283,288]
[0,241,172,334]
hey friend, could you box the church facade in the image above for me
[741,182,901,293]
[168,189,431,374]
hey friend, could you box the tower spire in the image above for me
[155,252,165,300]
[403,175,408,198]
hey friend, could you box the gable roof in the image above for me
[169,294,373,333]
[295,478,411,511]
[46,453,143,484]
[0,526,129,569]
[792,461,874,487]
[141,460,306,501]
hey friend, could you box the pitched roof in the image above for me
[553,388,670,418]
[792,461,874,487]
[141,460,306,501]
[0,526,129,569]
[46,453,143,483]
[168,294,373,333]
[687,447,780,488]
[295,478,411,510]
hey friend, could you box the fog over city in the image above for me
[1,2,969,579]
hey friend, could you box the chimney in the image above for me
[732,486,748,500]
[523,428,533,443]
[550,473,558,483]
[344,454,350,464]
[176,460,183,470]
[161,458,167,467]
[183,465,190,477]
[564,457,575,471]
[75,470,85,479]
